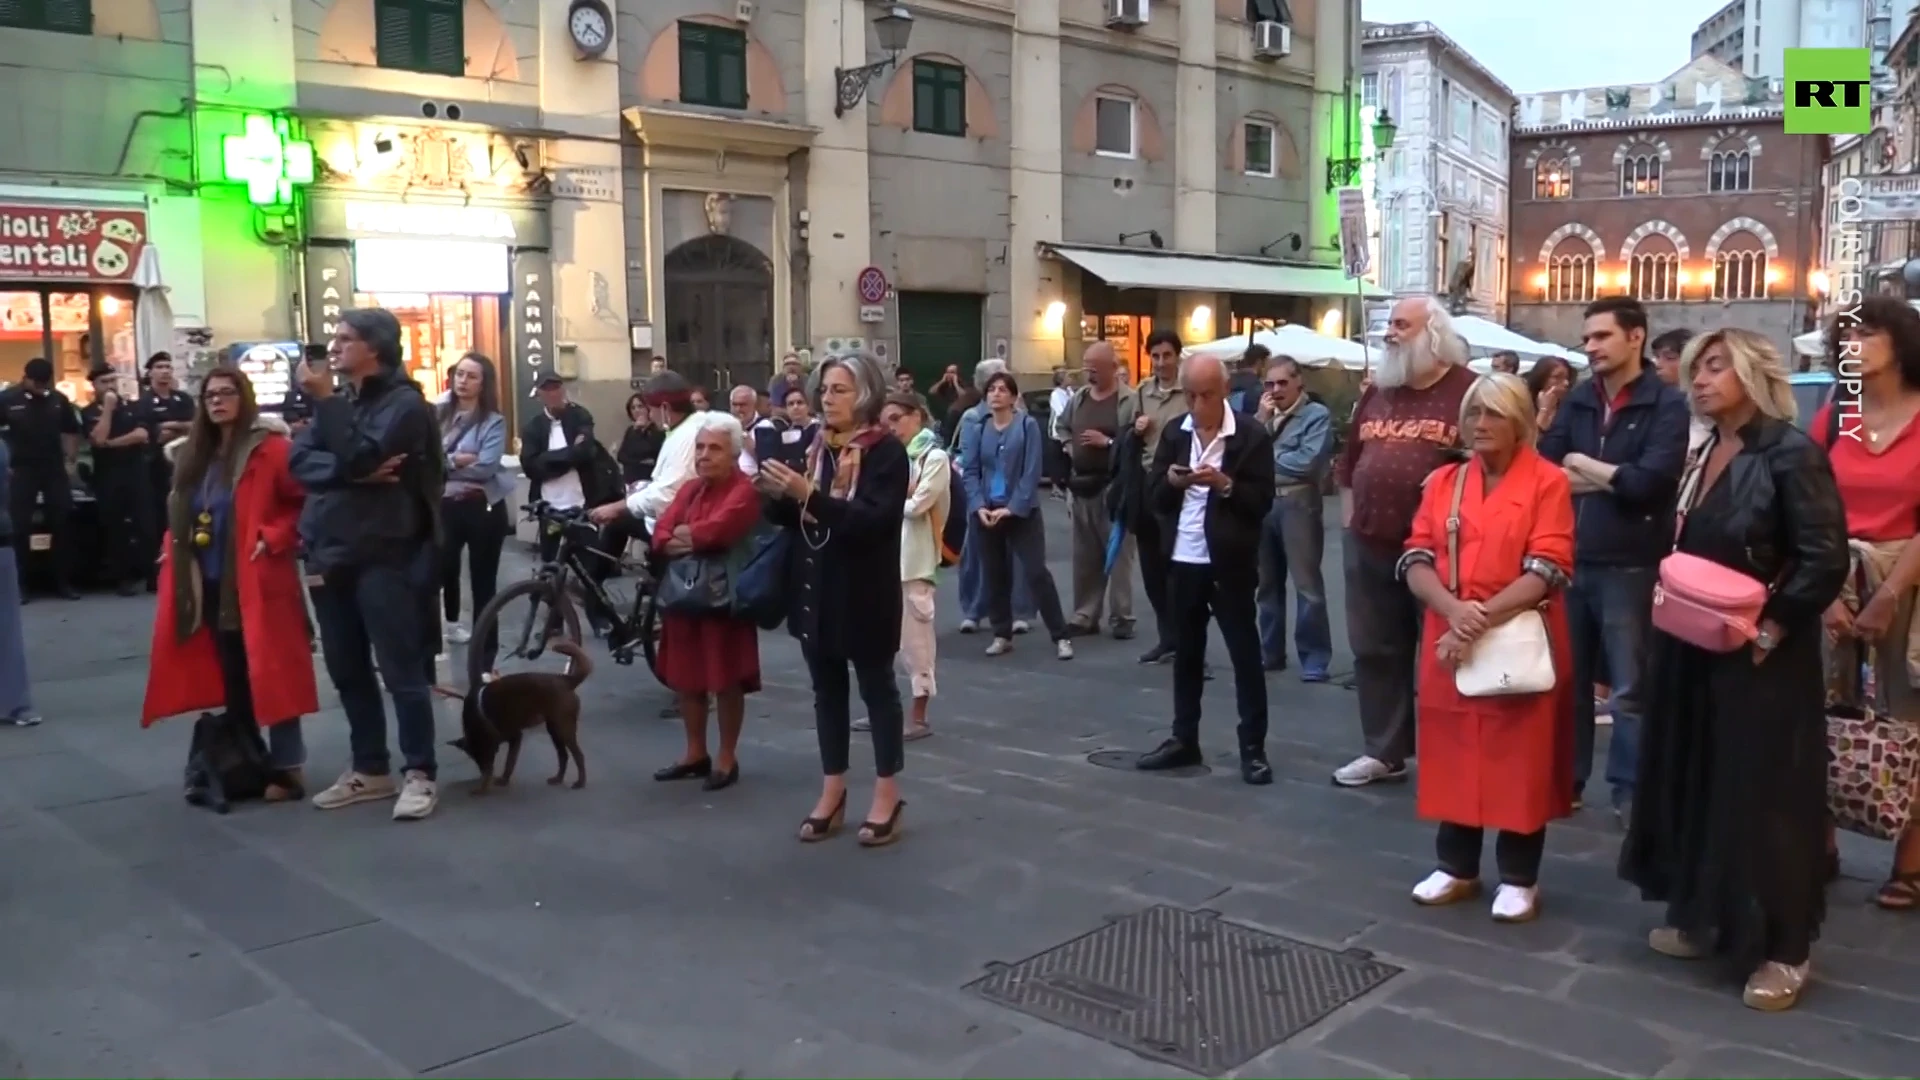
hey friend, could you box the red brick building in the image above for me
[1505,56,1823,355]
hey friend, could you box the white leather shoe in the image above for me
[1491,883,1540,923]
[1411,870,1479,906]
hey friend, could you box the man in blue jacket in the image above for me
[1537,296,1689,825]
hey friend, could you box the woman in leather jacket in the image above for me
[1619,329,1849,1013]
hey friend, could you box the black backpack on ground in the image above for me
[183,711,271,814]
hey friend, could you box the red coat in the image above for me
[141,421,318,728]
[650,470,763,696]
[1406,446,1576,834]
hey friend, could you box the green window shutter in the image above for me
[42,0,93,33]
[713,27,747,109]
[912,60,966,136]
[0,0,29,28]
[678,23,711,104]
[421,0,463,76]
[679,22,747,109]
[375,0,416,70]
[938,65,965,135]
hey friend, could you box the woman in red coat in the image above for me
[142,366,318,801]
[1398,372,1576,924]
[650,411,763,792]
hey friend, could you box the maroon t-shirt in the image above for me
[1335,364,1477,549]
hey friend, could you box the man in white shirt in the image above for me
[1133,355,1277,786]
[518,375,597,562]
[728,384,761,473]
[588,371,700,539]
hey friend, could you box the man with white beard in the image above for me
[1331,297,1478,788]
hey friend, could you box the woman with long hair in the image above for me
[1525,355,1575,433]
[617,392,664,484]
[1620,329,1848,1011]
[1815,295,1920,910]
[961,370,1073,659]
[437,353,512,667]
[141,366,318,800]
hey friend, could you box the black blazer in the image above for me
[1146,409,1275,585]
[519,402,596,502]
[765,434,909,664]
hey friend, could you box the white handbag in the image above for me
[1441,464,1557,698]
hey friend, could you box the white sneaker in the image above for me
[392,770,438,821]
[445,622,472,645]
[1331,755,1408,787]
[1056,639,1074,660]
[986,637,1013,656]
[310,770,397,810]
[1012,620,1032,635]
[1491,883,1539,923]
[1411,870,1479,906]
[958,619,979,634]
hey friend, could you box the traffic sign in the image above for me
[856,265,889,305]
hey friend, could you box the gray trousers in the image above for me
[1343,533,1421,766]
[1068,491,1133,628]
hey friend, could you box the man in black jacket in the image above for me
[1538,295,1690,822]
[290,308,446,822]
[519,374,597,562]
[0,357,81,599]
[1135,355,1277,785]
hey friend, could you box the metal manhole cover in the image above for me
[966,905,1400,1076]
[1086,750,1210,777]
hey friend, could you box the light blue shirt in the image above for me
[961,410,1043,517]
[442,410,512,505]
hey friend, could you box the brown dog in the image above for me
[448,640,590,794]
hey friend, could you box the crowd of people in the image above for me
[1,288,1915,1016]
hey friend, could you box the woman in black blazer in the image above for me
[757,351,911,848]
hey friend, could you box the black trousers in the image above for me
[1435,823,1546,887]
[976,509,1069,641]
[1133,511,1173,648]
[806,648,905,778]
[8,464,72,590]
[441,496,508,667]
[1168,560,1268,752]
[94,466,155,589]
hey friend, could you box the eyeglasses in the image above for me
[202,387,240,402]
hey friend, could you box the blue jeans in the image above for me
[312,559,439,780]
[1568,564,1654,807]
[959,514,1033,624]
[1255,490,1332,673]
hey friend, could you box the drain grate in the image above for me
[966,905,1400,1076]
[1086,750,1210,778]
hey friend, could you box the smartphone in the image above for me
[1169,464,1193,476]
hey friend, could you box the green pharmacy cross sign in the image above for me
[222,114,316,206]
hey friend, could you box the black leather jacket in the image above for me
[1677,414,1848,632]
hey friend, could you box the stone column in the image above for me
[1009,0,1065,375]
[803,0,877,348]
[1173,0,1217,254]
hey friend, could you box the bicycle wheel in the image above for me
[467,577,584,689]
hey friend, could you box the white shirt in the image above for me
[1172,409,1236,565]
[1048,385,1073,441]
[541,419,586,510]
[626,414,699,532]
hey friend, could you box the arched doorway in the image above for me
[662,235,774,395]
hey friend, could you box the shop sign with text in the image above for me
[0,203,148,282]
[512,249,554,404]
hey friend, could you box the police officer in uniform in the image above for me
[81,367,153,596]
[138,352,194,591]
[0,357,82,599]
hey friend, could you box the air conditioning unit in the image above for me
[1106,0,1148,30]
[1253,20,1292,59]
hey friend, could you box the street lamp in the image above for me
[833,5,915,118]
[1326,108,1396,190]
[1371,109,1398,155]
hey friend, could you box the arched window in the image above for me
[1709,150,1752,192]
[1630,243,1681,302]
[1713,247,1768,300]
[1547,253,1595,303]
[1619,153,1662,196]
[1535,158,1571,200]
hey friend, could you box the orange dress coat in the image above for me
[1405,446,1576,835]
[141,428,319,728]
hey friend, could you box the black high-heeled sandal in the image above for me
[702,764,740,792]
[858,800,907,848]
[798,793,846,842]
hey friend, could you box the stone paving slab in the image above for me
[4,517,1918,1078]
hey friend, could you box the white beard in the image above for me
[1374,340,1438,389]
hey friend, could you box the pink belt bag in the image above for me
[1652,435,1769,652]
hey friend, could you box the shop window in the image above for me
[0,0,91,34]
[0,287,134,404]
[679,21,748,110]
[354,292,505,403]
[375,0,464,78]
[1244,120,1276,177]
[912,58,967,137]
[1095,95,1136,158]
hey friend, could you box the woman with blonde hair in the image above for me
[1399,373,1575,924]
[1620,328,1848,1011]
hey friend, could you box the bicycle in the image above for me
[466,501,662,690]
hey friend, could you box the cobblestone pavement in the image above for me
[3,510,1916,1078]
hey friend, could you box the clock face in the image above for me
[570,5,608,50]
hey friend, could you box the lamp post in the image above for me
[833,5,915,118]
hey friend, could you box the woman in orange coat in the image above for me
[142,366,318,800]
[1397,372,1576,924]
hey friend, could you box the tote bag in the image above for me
[1444,464,1556,697]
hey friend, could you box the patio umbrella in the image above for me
[132,245,173,374]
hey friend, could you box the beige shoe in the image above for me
[1647,926,1709,959]
[310,770,397,810]
[1411,870,1481,906]
[1742,961,1810,1011]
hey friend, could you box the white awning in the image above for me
[1045,243,1391,299]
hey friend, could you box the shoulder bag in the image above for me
[1446,464,1557,698]
[1649,433,1768,652]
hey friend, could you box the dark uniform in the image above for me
[80,392,155,594]
[0,385,81,595]
[138,387,194,588]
